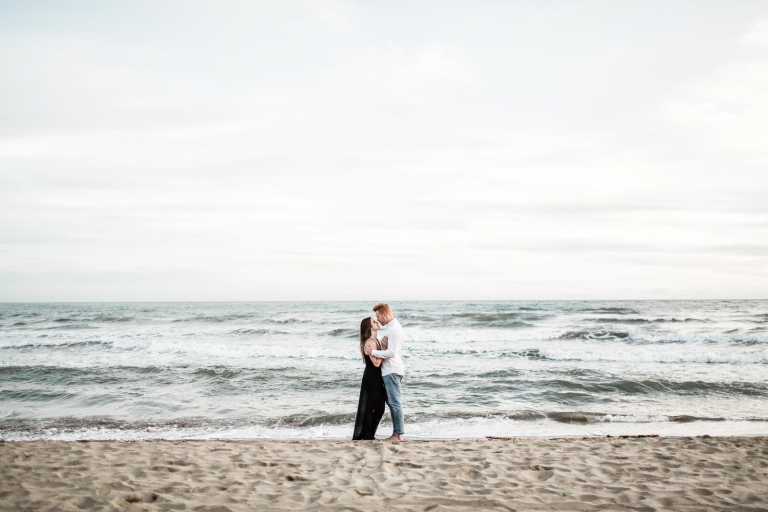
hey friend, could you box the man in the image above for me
[365,302,405,441]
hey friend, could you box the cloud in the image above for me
[0,1,767,300]
[742,18,768,48]
[662,59,768,159]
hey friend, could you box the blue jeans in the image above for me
[383,373,404,436]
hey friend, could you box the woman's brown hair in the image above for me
[359,317,372,360]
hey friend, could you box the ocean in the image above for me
[1,300,767,441]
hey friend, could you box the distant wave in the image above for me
[444,312,537,328]
[397,312,433,321]
[138,340,357,360]
[486,321,534,328]
[1,338,358,361]
[0,340,110,350]
[451,312,523,321]
[39,324,97,330]
[462,375,768,397]
[267,317,302,324]
[536,347,768,364]
[171,314,256,323]
[419,346,768,364]
[578,307,639,315]
[553,329,768,345]
[328,328,358,338]
[410,344,768,364]
[593,317,709,324]
[227,328,286,336]
[91,315,134,322]
[192,368,242,379]
[557,330,630,340]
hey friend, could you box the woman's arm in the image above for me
[365,341,383,367]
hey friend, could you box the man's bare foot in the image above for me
[384,434,404,442]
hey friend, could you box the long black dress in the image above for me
[352,350,387,440]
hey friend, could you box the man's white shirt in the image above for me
[371,318,405,377]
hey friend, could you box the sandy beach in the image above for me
[1,436,766,511]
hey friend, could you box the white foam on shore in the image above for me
[4,418,768,442]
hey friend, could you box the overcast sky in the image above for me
[1,1,767,301]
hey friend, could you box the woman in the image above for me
[352,317,388,440]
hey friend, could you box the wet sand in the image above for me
[1,436,767,511]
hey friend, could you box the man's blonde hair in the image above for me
[372,303,391,315]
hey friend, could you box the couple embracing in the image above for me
[352,303,405,441]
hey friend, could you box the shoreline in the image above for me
[3,436,766,511]
[4,416,767,442]
[5,426,768,443]
[6,432,768,442]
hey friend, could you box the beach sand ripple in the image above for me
[1,437,767,511]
